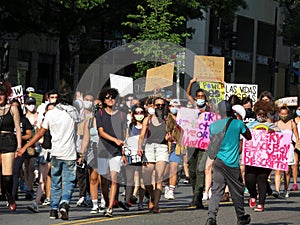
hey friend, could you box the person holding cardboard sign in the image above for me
[245,101,280,212]
[186,78,211,208]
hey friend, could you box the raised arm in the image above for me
[186,78,197,105]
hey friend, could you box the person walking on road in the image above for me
[206,100,252,225]
[17,87,80,220]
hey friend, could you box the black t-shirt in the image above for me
[95,108,125,158]
[20,117,34,146]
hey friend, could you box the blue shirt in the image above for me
[209,118,247,168]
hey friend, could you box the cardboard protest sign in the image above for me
[199,81,224,105]
[29,92,43,108]
[194,56,224,82]
[9,85,24,105]
[110,74,133,97]
[275,97,298,107]
[145,62,174,92]
[242,129,291,171]
[225,83,258,103]
[177,108,221,149]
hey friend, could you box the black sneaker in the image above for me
[205,218,217,225]
[49,209,58,219]
[118,201,129,211]
[59,202,70,220]
[237,214,251,225]
[196,203,204,209]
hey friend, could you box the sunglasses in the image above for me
[105,95,115,100]
[155,104,165,108]
[134,111,144,115]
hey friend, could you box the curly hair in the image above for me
[253,100,274,114]
[0,79,12,97]
[99,87,119,107]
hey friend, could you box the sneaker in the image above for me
[100,196,106,210]
[254,204,264,212]
[168,191,175,200]
[104,208,113,217]
[59,202,70,220]
[237,214,251,225]
[196,203,204,209]
[8,201,17,212]
[164,186,170,199]
[272,190,279,198]
[25,190,34,201]
[76,197,86,207]
[138,202,144,211]
[49,209,58,219]
[285,190,290,198]
[129,195,138,204]
[118,201,129,211]
[43,198,51,206]
[290,183,298,191]
[244,187,249,194]
[249,198,256,209]
[202,192,209,201]
[152,207,160,213]
[27,202,39,213]
[121,191,126,196]
[89,206,99,214]
[205,217,217,225]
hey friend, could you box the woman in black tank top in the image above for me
[0,80,22,212]
[138,97,169,213]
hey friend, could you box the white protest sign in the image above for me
[9,85,24,104]
[225,83,258,103]
[275,97,298,107]
[110,74,133,97]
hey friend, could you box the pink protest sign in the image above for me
[242,129,292,171]
[176,108,221,149]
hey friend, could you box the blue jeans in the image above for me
[50,157,76,210]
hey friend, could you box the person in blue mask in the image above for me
[185,78,211,209]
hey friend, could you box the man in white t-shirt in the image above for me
[17,88,80,220]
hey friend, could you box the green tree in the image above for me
[0,0,106,86]
[122,0,247,79]
[122,0,191,79]
[278,0,300,46]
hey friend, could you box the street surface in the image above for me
[1,179,300,225]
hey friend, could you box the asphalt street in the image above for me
[1,178,300,225]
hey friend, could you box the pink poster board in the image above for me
[177,108,221,149]
[242,129,292,171]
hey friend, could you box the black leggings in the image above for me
[245,165,272,205]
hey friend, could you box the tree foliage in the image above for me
[0,0,106,85]
[122,0,247,79]
[278,0,300,46]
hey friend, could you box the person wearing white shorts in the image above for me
[138,97,169,213]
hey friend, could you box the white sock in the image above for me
[92,199,98,208]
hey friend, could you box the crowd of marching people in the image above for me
[1,77,300,225]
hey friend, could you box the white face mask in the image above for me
[134,114,144,121]
[49,99,57,103]
[148,107,155,115]
[83,100,93,110]
[296,110,300,117]
[196,99,206,106]
[27,105,36,112]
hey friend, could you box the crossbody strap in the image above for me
[223,118,233,135]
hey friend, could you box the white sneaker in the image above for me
[90,206,99,214]
[168,191,175,200]
[76,197,85,206]
[285,190,290,198]
[164,186,170,199]
[208,189,212,199]
[99,196,106,212]
[202,192,209,201]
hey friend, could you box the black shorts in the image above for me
[0,133,17,153]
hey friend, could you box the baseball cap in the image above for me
[169,99,181,106]
[232,104,246,119]
[25,97,36,105]
[26,87,35,93]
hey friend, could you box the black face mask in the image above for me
[245,108,254,118]
[155,108,164,119]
